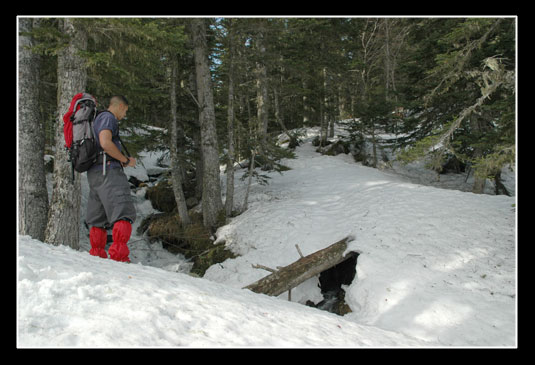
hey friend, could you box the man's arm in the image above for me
[99,130,136,167]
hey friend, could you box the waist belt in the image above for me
[96,136,131,176]
[96,152,121,176]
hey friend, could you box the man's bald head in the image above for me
[108,95,129,120]
[109,95,129,108]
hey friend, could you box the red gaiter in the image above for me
[89,226,108,259]
[108,220,132,263]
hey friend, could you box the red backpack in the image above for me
[62,93,99,176]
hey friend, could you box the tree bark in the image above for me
[321,67,328,146]
[273,87,296,146]
[190,18,224,229]
[471,114,487,194]
[243,236,357,297]
[302,80,310,126]
[241,149,256,214]
[225,19,236,219]
[255,21,269,154]
[18,18,49,241]
[169,54,191,225]
[384,18,391,102]
[44,18,87,249]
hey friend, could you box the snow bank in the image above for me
[17,235,429,348]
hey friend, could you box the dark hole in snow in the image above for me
[306,253,358,316]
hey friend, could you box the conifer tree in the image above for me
[19,18,49,241]
[399,18,515,193]
[190,18,224,229]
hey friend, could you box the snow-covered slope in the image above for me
[17,235,429,347]
[207,137,516,347]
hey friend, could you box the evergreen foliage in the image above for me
[399,18,515,183]
[21,16,516,208]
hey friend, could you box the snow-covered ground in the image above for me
[17,235,430,347]
[18,126,516,347]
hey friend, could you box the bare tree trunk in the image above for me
[169,55,191,225]
[321,67,327,146]
[19,18,49,241]
[190,18,224,229]
[384,18,391,102]
[186,62,204,204]
[225,20,236,219]
[384,19,410,104]
[370,125,378,168]
[329,110,335,138]
[325,73,336,138]
[194,129,203,202]
[302,80,310,127]
[273,87,294,144]
[471,114,487,194]
[241,150,256,213]
[255,21,269,154]
[44,18,87,249]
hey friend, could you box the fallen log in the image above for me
[243,235,357,297]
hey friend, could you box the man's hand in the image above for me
[123,157,136,168]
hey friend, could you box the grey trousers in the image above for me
[86,167,136,228]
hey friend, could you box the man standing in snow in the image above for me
[86,95,137,262]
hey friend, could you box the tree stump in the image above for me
[243,235,357,297]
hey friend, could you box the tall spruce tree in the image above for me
[224,18,237,219]
[190,18,224,229]
[169,52,191,225]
